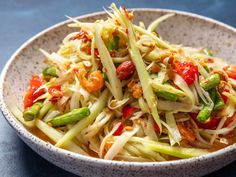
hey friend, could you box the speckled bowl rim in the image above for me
[1,8,236,169]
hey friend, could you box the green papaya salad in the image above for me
[12,3,236,161]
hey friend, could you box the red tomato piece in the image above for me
[122,105,136,119]
[113,122,124,136]
[223,66,236,80]
[32,88,45,99]
[30,75,44,90]
[24,75,45,109]
[221,88,230,103]
[190,113,220,130]
[24,89,34,109]
[48,85,63,101]
[174,61,198,85]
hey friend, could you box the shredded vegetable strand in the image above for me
[55,89,110,148]
[94,24,123,100]
[165,112,182,145]
[36,119,88,155]
[147,13,175,32]
[115,4,162,131]
[104,126,139,160]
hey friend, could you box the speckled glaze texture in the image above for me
[1,9,236,177]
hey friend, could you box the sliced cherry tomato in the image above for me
[24,89,34,109]
[24,75,45,109]
[153,122,160,133]
[223,65,236,80]
[48,85,63,101]
[32,76,45,98]
[122,105,136,119]
[113,122,124,136]
[190,113,220,130]
[30,75,44,89]
[174,61,198,85]
[221,88,230,103]
[31,88,45,100]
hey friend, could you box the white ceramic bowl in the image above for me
[1,9,236,177]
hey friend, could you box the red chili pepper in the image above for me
[94,48,99,58]
[123,7,129,18]
[73,68,79,73]
[70,30,90,42]
[223,65,236,80]
[24,75,45,109]
[125,28,129,35]
[174,61,198,85]
[123,7,133,20]
[48,85,63,102]
[221,88,230,103]
[116,61,135,80]
[122,105,136,119]
[110,51,116,57]
[87,48,99,57]
[153,122,160,133]
[190,113,220,130]
[113,122,124,136]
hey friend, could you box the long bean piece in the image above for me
[23,102,43,121]
[197,106,211,122]
[200,74,220,91]
[47,107,90,127]
[55,89,110,148]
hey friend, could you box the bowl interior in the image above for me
[1,9,236,168]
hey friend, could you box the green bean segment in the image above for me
[213,91,225,111]
[156,90,178,101]
[47,107,90,126]
[42,66,58,77]
[23,102,43,121]
[197,106,211,122]
[200,74,220,91]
